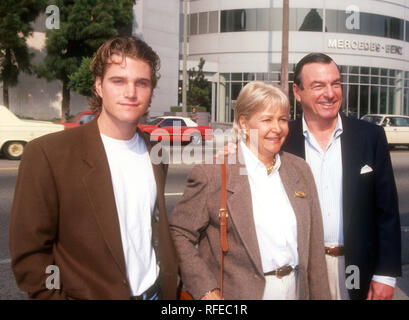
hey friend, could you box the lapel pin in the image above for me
[294,191,306,198]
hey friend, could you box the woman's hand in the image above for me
[215,142,237,160]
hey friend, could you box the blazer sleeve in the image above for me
[373,127,401,276]
[169,165,219,299]
[9,140,66,300]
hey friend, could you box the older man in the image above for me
[283,53,401,300]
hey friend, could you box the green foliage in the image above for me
[187,58,211,110]
[37,0,134,99]
[68,56,93,96]
[0,0,47,105]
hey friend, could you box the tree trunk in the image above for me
[61,79,70,122]
[281,0,289,97]
[3,82,9,108]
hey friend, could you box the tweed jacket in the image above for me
[169,149,330,300]
[9,118,178,299]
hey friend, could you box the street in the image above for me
[0,148,408,299]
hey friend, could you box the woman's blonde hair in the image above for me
[233,81,290,136]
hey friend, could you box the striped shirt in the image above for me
[302,114,343,245]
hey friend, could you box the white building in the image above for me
[186,0,409,122]
[2,0,409,123]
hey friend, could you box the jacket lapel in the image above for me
[340,114,361,233]
[284,118,305,159]
[225,153,264,276]
[80,119,127,277]
[279,152,310,271]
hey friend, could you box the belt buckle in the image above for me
[276,266,290,279]
[219,208,229,218]
[326,246,335,255]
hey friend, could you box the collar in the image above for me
[302,113,343,141]
[100,131,140,150]
[239,140,281,176]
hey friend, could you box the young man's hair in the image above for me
[89,36,160,112]
[293,53,339,89]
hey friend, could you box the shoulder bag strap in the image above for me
[219,162,229,296]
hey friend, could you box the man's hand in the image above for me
[200,289,224,300]
[366,280,394,300]
[214,142,237,160]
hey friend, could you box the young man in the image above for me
[9,36,178,300]
[283,53,401,300]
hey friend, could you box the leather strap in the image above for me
[263,265,296,279]
[325,246,344,257]
[219,162,229,296]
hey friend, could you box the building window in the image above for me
[325,10,404,40]
[221,9,257,32]
[209,11,219,33]
[380,87,388,114]
[220,8,323,33]
[189,13,198,35]
[291,8,323,32]
[216,66,408,123]
[360,85,369,115]
[406,21,409,42]
[195,8,405,42]
[199,12,208,34]
[404,89,409,115]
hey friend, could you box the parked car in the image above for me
[0,105,64,160]
[138,116,213,145]
[62,110,97,130]
[361,114,409,147]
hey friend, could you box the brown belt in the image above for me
[325,246,344,257]
[264,265,297,279]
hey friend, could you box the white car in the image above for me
[0,105,64,160]
[361,114,409,147]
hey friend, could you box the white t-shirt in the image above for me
[101,132,158,296]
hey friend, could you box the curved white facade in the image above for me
[186,0,409,122]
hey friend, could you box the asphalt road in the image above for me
[1,148,409,299]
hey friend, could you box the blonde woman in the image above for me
[170,81,330,300]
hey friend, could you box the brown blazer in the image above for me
[9,119,178,299]
[169,150,330,300]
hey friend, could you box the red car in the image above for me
[138,116,213,145]
[63,111,98,130]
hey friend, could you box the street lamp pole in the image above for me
[281,0,289,97]
[182,0,188,117]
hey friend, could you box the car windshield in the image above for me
[361,115,383,125]
[67,112,83,123]
[147,118,163,125]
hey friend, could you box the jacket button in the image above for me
[123,280,128,286]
